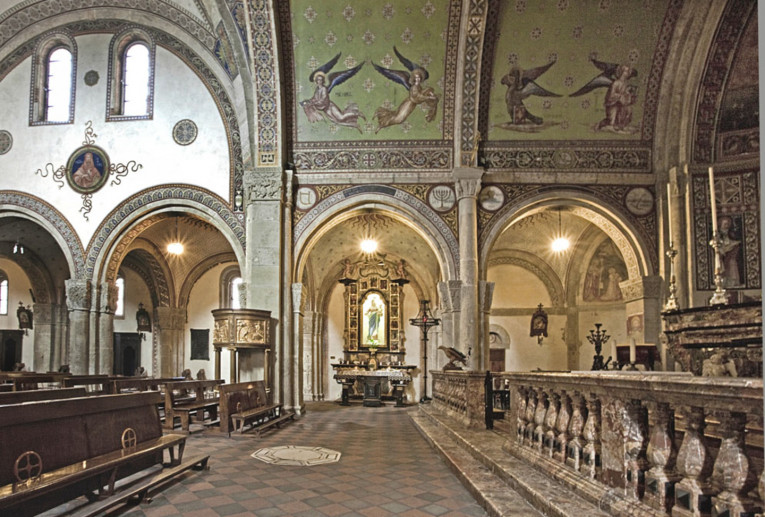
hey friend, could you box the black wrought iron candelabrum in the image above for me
[587,323,610,371]
[410,300,440,403]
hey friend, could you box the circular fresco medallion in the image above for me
[295,187,317,210]
[173,119,198,146]
[84,70,99,86]
[478,185,504,212]
[427,185,456,212]
[65,145,110,193]
[0,131,12,155]
[625,187,654,216]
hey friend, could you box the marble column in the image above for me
[290,282,304,414]
[155,306,185,377]
[479,280,494,371]
[668,165,688,308]
[436,280,461,365]
[65,279,92,374]
[243,168,286,403]
[96,281,118,374]
[32,303,55,372]
[454,167,483,371]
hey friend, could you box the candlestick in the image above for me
[610,341,618,365]
[629,338,637,364]
[709,166,718,235]
[666,182,673,244]
[664,245,679,311]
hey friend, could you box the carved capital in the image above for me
[99,282,119,314]
[65,279,92,311]
[453,167,483,199]
[292,283,304,313]
[479,281,494,313]
[245,169,283,201]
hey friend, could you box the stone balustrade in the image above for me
[494,371,764,517]
[431,371,486,428]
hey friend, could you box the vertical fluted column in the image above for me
[645,402,678,512]
[711,411,756,516]
[581,395,601,479]
[65,279,92,374]
[673,407,711,517]
[454,167,483,370]
[566,392,586,470]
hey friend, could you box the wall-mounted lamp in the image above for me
[530,303,548,345]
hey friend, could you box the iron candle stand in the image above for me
[410,300,440,403]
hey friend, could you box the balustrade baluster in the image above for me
[524,388,538,446]
[533,390,549,452]
[581,394,601,479]
[624,399,648,501]
[554,391,571,463]
[515,386,528,443]
[645,402,678,513]
[544,391,560,458]
[673,406,712,517]
[710,411,757,517]
[566,392,586,471]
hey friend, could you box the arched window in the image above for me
[220,266,242,309]
[0,271,8,315]
[107,28,155,121]
[115,276,125,317]
[30,33,76,125]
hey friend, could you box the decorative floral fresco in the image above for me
[487,0,670,141]
[290,0,450,141]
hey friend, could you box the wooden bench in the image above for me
[0,373,60,391]
[0,392,208,517]
[0,387,87,405]
[163,379,223,432]
[111,377,183,394]
[62,375,114,395]
[219,380,294,436]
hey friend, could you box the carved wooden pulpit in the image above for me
[211,308,273,387]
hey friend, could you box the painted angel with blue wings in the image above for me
[501,60,561,126]
[570,57,638,133]
[300,53,365,133]
[372,47,439,133]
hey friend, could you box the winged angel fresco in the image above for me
[570,56,639,133]
[499,60,561,129]
[300,53,365,133]
[372,47,439,133]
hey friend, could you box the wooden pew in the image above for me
[219,380,294,436]
[163,379,223,432]
[0,387,87,405]
[111,377,183,394]
[0,373,60,391]
[0,392,209,517]
[61,375,113,395]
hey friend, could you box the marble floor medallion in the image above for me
[251,445,341,466]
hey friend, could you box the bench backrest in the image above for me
[0,392,162,487]
[0,387,87,405]
[164,379,223,407]
[218,381,268,433]
[61,375,112,394]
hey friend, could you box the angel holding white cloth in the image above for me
[300,52,366,133]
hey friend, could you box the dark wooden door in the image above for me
[0,330,23,371]
[113,332,141,376]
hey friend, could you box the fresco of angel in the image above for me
[300,52,365,133]
[372,47,439,133]
[500,60,561,127]
[570,56,639,133]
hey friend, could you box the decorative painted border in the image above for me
[173,119,198,145]
[292,141,452,172]
[482,142,651,173]
[458,0,487,166]
[0,130,12,154]
[692,0,756,163]
[87,186,245,276]
[248,0,278,166]
[0,191,86,278]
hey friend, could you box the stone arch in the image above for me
[480,190,653,286]
[120,242,174,308]
[177,252,238,310]
[489,323,511,349]
[487,250,564,307]
[0,192,84,279]
[0,242,55,305]
[88,187,244,286]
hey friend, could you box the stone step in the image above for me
[411,406,612,517]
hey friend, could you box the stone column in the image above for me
[96,281,118,374]
[155,307,185,377]
[243,168,285,402]
[290,282,304,414]
[621,276,664,368]
[65,279,92,374]
[668,165,688,308]
[32,303,55,372]
[302,309,317,401]
[479,280,494,371]
[436,281,459,364]
[454,167,483,370]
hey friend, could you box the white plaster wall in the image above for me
[0,34,230,247]
[400,283,422,403]
[0,259,34,368]
[185,263,229,382]
[490,265,554,308]
[326,285,344,401]
[115,267,154,376]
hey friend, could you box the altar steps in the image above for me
[411,405,610,517]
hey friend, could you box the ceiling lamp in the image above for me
[12,240,24,255]
[167,216,184,255]
[360,238,378,254]
[551,208,570,253]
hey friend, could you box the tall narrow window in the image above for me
[46,48,72,122]
[122,43,150,116]
[230,277,243,309]
[115,276,125,317]
[219,266,242,309]
[0,272,8,315]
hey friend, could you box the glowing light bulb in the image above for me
[551,237,570,253]
[360,239,377,254]
[167,242,184,255]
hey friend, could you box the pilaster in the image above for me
[155,306,185,377]
[31,303,56,372]
[65,279,92,374]
[97,281,118,374]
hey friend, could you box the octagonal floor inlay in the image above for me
[251,445,341,466]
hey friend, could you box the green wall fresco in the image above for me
[291,0,449,142]
[488,0,670,141]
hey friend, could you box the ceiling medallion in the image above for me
[625,187,654,216]
[84,70,99,86]
[0,130,12,155]
[173,119,198,146]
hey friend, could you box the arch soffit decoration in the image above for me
[177,251,238,310]
[0,243,55,305]
[0,194,83,279]
[90,187,245,284]
[121,241,174,308]
[479,192,652,284]
[487,250,564,307]
[0,8,245,196]
[293,186,459,283]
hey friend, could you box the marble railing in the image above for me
[498,371,764,517]
[431,371,486,428]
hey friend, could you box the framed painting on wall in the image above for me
[66,145,110,193]
[360,291,386,349]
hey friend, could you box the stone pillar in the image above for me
[315,312,325,400]
[668,165,688,308]
[32,303,55,372]
[621,275,664,368]
[454,167,483,370]
[65,279,92,374]
[479,280,494,371]
[243,168,285,402]
[96,281,118,374]
[437,281,459,360]
[290,282,304,414]
[155,307,185,377]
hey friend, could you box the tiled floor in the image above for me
[114,401,488,517]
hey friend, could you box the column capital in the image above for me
[453,167,483,199]
[65,279,92,311]
[243,168,284,201]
